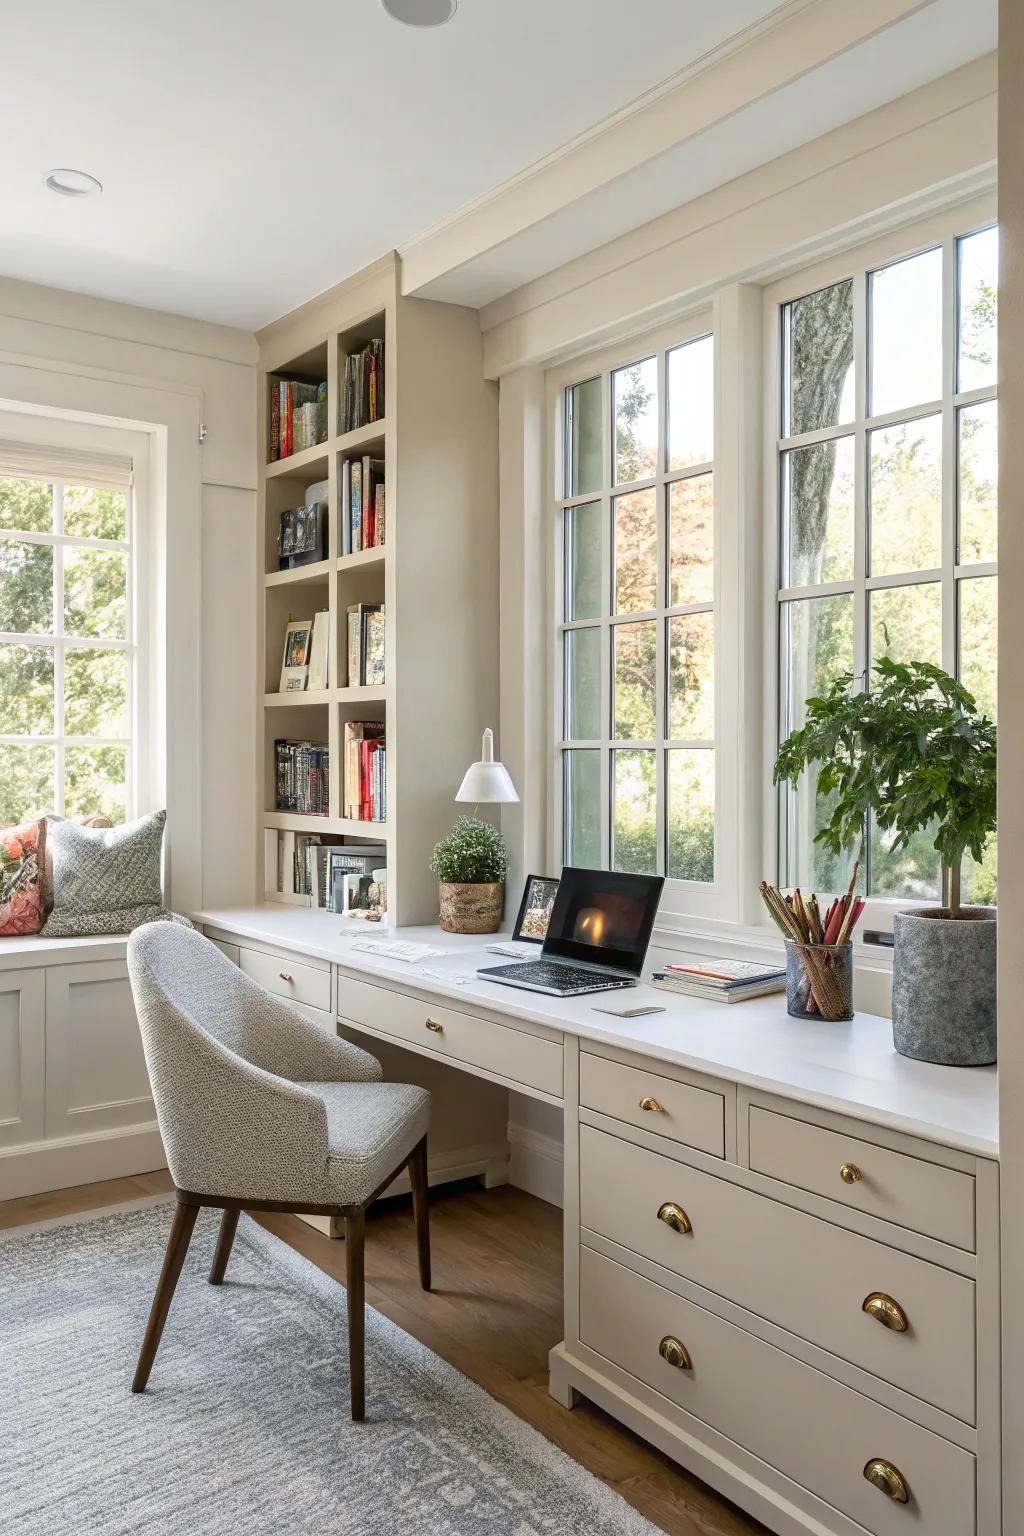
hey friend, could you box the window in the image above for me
[776,225,997,904]
[556,328,716,886]
[0,460,135,826]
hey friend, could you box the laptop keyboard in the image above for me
[483,960,633,992]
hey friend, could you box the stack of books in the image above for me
[265,831,385,912]
[344,721,386,821]
[347,603,385,687]
[652,959,786,1003]
[341,456,385,554]
[270,379,327,460]
[342,339,384,432]
[274,739,329,816]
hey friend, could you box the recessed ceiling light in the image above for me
[380,0,456,25]
[44,168,103,198]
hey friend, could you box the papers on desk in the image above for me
[347,939,448,963]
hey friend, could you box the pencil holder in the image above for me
[785,940,854,1022]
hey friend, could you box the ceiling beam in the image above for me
[400,0,937,300]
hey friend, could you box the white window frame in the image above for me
[547,308,741,924]
[0,427,145,824]
[762,195,998,932]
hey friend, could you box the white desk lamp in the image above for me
[456,728,519,809]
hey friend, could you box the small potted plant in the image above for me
[774,658,997,1065]
[430,816,509,935]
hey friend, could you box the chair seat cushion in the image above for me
[303,1080,430,1206]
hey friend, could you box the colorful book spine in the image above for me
[270,387,280,461]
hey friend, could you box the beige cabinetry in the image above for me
[560,1043,999,1536]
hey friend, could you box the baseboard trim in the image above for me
[508,1121,564,1208]
[0,1122,166,1202]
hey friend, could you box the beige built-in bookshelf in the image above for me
[256,253,498,925]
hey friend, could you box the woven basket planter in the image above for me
[438,882,504,935]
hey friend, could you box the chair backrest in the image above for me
[127,921,328,1199]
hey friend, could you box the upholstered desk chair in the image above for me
[126,922,431,1420]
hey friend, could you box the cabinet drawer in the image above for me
[580,1051,724,1158]
[206,936,240,965]
[580,1125,974,1422]
[748,1106,975,1251]
[580,1247,975,1536]
[336,972,563,1099]
[239,947,332,1013]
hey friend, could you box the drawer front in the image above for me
[207,936,240,965]
[580,1126,975,1423]
[239,947,332,1013]
[580,1247,976,1536]
[580,1051,724,1158]
[336,972,563,1099]
[749,1106,975,1251]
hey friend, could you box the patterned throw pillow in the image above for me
[0,818,47,936]
[41,810,192,938]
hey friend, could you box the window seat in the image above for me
[0,932,130,971]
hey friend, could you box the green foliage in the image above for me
[0,478,128,826]
[774,658,997,900]
[430,816,509,885]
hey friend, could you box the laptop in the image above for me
[477,867,664,997]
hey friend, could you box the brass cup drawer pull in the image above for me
[658,1335,692,1371]
[639,1096,666,1113]
[657,1201,692,1235]
[278,972,294,983]
[863,1459,910,1504]
[425,1019,444,1035]
[839,1162,862,1184]
[862,1292,909,1332]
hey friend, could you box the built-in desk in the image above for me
[198,905,1001,1536]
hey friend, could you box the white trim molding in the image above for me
[401,0,942,305]
[480,55,996,379]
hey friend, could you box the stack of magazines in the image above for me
[652,959,786,1003]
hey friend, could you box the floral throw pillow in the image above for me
[0,818,47,936]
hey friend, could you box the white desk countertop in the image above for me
[196,905,999,1160]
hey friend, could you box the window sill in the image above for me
[0,932,130,970]
[652,913,894,972]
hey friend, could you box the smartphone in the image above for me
[592,1004,666,1018]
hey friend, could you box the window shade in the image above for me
[0,439,133,490]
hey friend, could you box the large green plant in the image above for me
[429,816,509,885]
[773,658,996,917]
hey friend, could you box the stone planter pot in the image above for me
[438,882,503,935]
[892,907,997,1065]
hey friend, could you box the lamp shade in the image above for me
[456,728,519,804]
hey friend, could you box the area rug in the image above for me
[1,1199,660,1535]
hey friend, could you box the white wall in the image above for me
[0,276,258,908]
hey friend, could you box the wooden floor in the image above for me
[2,1171,767,1536]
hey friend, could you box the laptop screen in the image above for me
[541,867,664,975]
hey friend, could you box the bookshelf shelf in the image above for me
[337,546,385,574]
[256,253,497,919]
[265,440,330,479]
[263,690,333,707]
[264,560,332,588]
[337,684,389,704]
[336,418,386,456]
[263,811,388,837]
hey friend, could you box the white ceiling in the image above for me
[0,0,996,331]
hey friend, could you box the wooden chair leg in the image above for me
[345,1207,366,1421]
[209,1208,240,1285]
[408,1136,431,1291]
[132,1198,200,1393]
